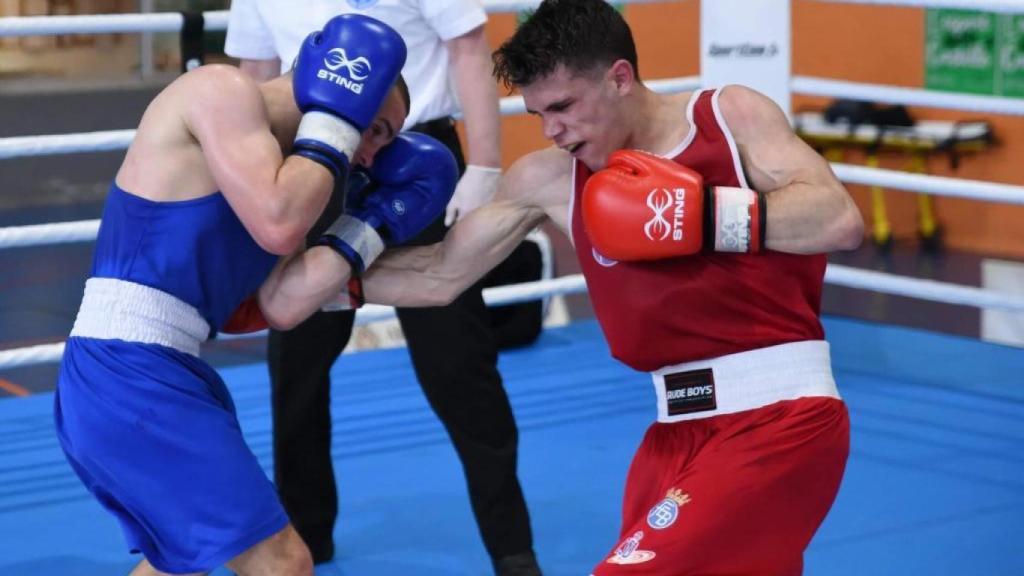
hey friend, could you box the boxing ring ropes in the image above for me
[1,0,1024,372]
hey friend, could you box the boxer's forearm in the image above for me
[363,199,540,307]
[258,246,353,329]
[358,244,456,307]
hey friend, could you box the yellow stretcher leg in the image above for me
[865,154,892,248]
[909,153,942,251]
[823,148,844,163]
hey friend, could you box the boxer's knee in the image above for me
[228,524,313,576]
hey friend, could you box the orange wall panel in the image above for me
[793,2,924,87]
[792,1,1024,257]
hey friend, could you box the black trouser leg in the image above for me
[401,117,534,562]
[396,281,534,560]
[482,241,545,350]
[268,309,355,561]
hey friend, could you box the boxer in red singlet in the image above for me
[301,0,866,573]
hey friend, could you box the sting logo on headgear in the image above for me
[317,48,372,93]
[643,188,686,242]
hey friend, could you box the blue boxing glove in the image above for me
[292,14,407,178]
[317,132,459,273]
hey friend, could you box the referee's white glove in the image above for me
[444,164,501,226]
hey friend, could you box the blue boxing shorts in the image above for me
[54,283,288,573]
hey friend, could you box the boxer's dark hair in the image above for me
[394,74,411,117]
[493,0,638,89]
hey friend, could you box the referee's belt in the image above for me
[409,116,456,134]
[650,340,840,423]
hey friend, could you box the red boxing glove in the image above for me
[582,150,765,261]
[222,293,269,334]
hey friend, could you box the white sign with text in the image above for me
[701,0,792,118]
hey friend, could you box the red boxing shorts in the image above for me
[593,341,850,575]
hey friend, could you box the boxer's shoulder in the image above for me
[501,146,572,209]
[178,64,262,109]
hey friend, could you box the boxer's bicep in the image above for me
[187,67,284,203]
[719,85,862,253]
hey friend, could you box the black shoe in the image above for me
[493,550,542,576]
[309,538,334,565]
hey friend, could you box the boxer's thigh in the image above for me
[594,397,849,575]
[56,339,289,573]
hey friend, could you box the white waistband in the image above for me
[69,278,210,357]
[651,340,839,423]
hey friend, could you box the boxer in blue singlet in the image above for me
[53,14,457,576]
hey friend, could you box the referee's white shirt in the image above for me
[224,0,487,129]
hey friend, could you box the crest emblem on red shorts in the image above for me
[607,530,656,565]
[646,488,691,530]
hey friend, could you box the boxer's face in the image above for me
[353,87,408,168]
[520,63,632,171]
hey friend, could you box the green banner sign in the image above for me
[997,15,1024,98]
[925,9,997,95]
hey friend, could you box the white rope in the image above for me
[0,0,663,38]
[5,161,1022,248]
[2,0,1015,39]
[0,11,229,37]
[0,78,701,160]
[831,164,1024,205]
[792,76,1024,117]
[815,0,1024,13]
[0,342,66,370]
[6,77,1017,162]
[482,274,587,306]
[825,264,1024,310]
[350,275,586,325]
[0,220,100,249]
[0,130,134,160]
[4,267,1024,370]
